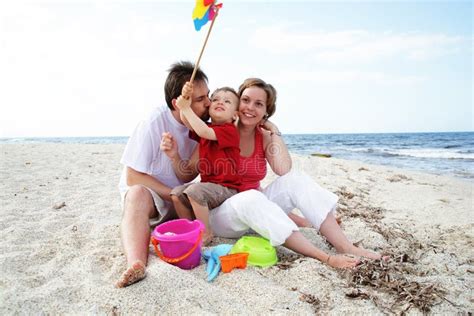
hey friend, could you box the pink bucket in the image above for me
[150,219,204,270]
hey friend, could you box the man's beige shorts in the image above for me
[122,185,176,227]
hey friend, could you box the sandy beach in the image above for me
[1,143,472,314]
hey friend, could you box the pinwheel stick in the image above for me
[190,6,220,83]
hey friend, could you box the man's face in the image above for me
[190,80,211,121]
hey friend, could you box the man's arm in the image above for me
[160,132,200,183]
[126,167,173,201]
[176,147,200,183]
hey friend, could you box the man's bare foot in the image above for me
[115,260,146,288]
[327,254,359,268]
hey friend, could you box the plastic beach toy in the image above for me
[220,253,249,273]
[230,236,278,267]
[150,219,204,270]
[202,244,233,281]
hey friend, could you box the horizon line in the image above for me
[1,130,473,139]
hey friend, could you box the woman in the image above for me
[177,78,382,268]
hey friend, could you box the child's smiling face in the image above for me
[209,90,239,124]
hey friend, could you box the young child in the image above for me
[161,82,241,245]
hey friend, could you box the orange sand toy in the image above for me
[219,253,249,273]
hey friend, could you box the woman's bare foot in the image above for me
[115,260,146,288]
[327,254,359,268]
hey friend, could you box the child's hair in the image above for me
[211,87,240,110]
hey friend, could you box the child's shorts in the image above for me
[171,182,237,210]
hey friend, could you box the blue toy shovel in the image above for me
[202,244,233,282]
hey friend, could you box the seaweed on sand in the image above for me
[276,252,304,270]
[335,186,453,313]
[343,258,449,314]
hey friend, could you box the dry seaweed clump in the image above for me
[290,287,322,313]
[276,252,305,270]
[343,257,449,314]
[299,292,321,313]
[332,185,467,313]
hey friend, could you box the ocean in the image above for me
[1,132,472,181]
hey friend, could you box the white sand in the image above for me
[1,144,472,314]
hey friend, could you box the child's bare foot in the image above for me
[335,215,342,225]
[115,260,146,288]
[327,254,359,269]
[202,231,214,246]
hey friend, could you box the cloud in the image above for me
[250,26,469,63]
[272,70,426,86]
[0,3,191,137]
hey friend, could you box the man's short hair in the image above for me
[164,61,208,110]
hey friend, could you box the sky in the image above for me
[0,0,472,137]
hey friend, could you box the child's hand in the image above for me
[176,95,191,110]
[160,132,179,159]
[181,82,193,100]
[233,114,239,127]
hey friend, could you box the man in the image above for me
[116,61,210,288]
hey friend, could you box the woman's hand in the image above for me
[259,119,280,135]
[327,254,360,269]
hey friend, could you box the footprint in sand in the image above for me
[386,174,412,183]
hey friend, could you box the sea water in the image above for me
[1,132,472,181]
[284,132,473,181]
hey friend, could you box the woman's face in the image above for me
[239,86,267,127]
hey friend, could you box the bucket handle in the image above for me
[150,230,203,264]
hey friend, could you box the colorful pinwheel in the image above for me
[192,0,223,31]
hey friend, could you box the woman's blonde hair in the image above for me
[238,78,277,119]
